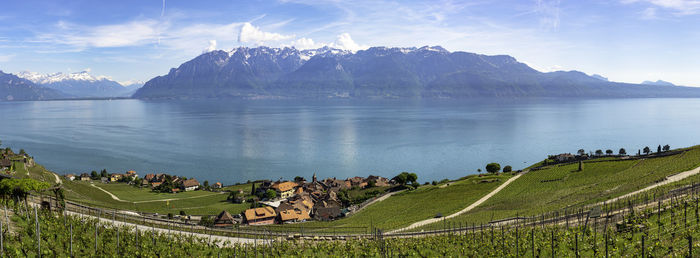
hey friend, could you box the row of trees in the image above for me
[577,144,671,157]
[482,163,512,174]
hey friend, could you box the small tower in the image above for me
[312,173,317,183]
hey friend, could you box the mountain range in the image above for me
[0,71,64,101]
[17,71,141,98]
[3,45,699,101]
[133,46,700,99]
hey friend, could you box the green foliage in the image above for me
[619,148,626,155]
[392,172,418,186]
[485,163,501,173]
[503,165,512,173]
[264,189,276,199]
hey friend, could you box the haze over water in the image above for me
[0,98,697,184]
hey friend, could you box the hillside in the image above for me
[0,70,64,101]
[133,46,700,99]
[17,71,136,98]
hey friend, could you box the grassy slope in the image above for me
[61,180,250,215]
[422,146,700,229]
[293,174,511,231]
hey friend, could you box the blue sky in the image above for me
[1,0,699,86]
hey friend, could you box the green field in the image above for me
[61,180,250,216]
[285,174,511,231]
[420,146,700,229]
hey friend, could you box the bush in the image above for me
[485,163,501,173]
[503,165,512,173]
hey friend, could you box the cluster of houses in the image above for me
[140,173,209,192]
[64,170,224,194]
[1,149,34,173]
[214,174,391,227]
[64,170,140,183]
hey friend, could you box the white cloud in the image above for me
[237,22,294,44]
[642,7,658,19]
[37,19,162,49]
[623,0,700,15]
[535,0,561,29]
[329,33,368,51]
[0,54,14,62]
[290,37,323,49]
[205,40,217,52]
[287,33,368,52]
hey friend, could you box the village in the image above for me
[63,168,394,227]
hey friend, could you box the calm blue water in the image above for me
[0,98,698,184]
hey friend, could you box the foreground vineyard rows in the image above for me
[3,187,700,256]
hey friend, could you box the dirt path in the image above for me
[389,171,527,233]
[91,183,126,202]
[91,183,223,204]
[598,165,700,205]
[349,189,405,215]
[52,172,62,184]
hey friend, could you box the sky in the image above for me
[1,0,700,86]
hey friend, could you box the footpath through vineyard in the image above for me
[388,169,529,233]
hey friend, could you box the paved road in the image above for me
[389,171,527,233]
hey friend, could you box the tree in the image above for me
[663,144,670,152]
[407,173,418,184]
[367,180,376,188]
[643,146,651,155]
[619,148,627,155]
[251,183,256,195]
[203,180,209,188]
[410,181,420,189]
[657,145,661,153]
[595,150,603,156]
[605,149,613,155]
[227,191,239,202]
[577,149,585,156]
[198,215,214,227]
[90,171,99,180]
[485,163,501,174]
[294,176,305,182]
[477,169,482,173]
[100,169,108,178]
[264,189,277,199]
[179,210,186,216]
[18,149,26,155]
[503,165,512,173]
[392,173,408,185]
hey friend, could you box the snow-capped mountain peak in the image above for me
[17,70,111,84]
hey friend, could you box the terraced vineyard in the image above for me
[4,187,700,257]
[416,146,700,230]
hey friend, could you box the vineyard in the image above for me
[3,184,700,257]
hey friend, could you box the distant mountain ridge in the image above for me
[0,70,64,101]
[642,80,676,87]
[17,71,137,98]
[133,45,700,99]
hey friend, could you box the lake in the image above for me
[0,98,698,184]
